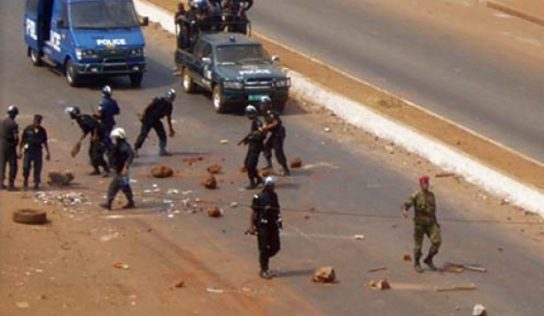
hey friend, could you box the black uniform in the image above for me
[251,189,282,272]
[106,139,135,208]
[244,128,265,188]
[75,114,109,174]
[263,110,289,173]
[224,0,253,33]
[134,97,173,155]
[0,117,19,188]
[21,124,47,187]
[98,96,120,150]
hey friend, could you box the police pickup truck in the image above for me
[176,33,290,113]
[24,0,148,87]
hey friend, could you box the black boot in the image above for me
[414,252,424,273]
[122,200,135,209]
[423,253,438,271]
[100,200,112,210]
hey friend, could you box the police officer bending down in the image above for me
[101,128,135,211]
[0,105,20,191]
[19,114,50,190]
[248,176,282,279]
[134,89,176,157]
[66,106,110,176]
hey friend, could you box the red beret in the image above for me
[419,176,430,184]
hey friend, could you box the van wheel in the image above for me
[129,72,143,87]
[212,85,226,113]
[65,59,81,87]
[182,68,195,93]
[29,48,42,66]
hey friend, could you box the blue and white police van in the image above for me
[24,0,148,87]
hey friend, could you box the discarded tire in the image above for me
[13,209,47,225]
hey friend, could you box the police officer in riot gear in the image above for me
[223,0,253,33]
[134,89,176,157]
[0,105,20,190]
[96,85,120,150]
[239,105,264,189]
[248,176,282,279]
[101,128,135,211]
[19,114,50,190]
[261,96,290,175]
[66,106,110,176]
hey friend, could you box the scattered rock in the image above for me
[229,202,239,208]
[47,171,74,186]
[15,302,30,309]
[403,254,412,262]
[182,156,204,166]
[290,158,303,168]
[207,164,222,174]
[113,262,130,269]
[220,139,229,145]
[174,280,185,288]
[368,279,391,290]
[312,266,336,283]
[304,215,311,220]
[353,234,365,240]
[367,266,387,273]
[472,304,486,316]
[324,127,331,133]
[206,287,224,294]
[201,174,217,189]
[207,207,224,218]
[151,165,174,178]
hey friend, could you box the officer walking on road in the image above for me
[247,176,282,279]
[66,106,110,176]
[101,128,135,211]
[261,96,290,176]
[239,105,264,189]
[0,105,20,190]
[134,89,176,157]
[402,176,442,273]
[95,85,120,150]
[19,114,50,190]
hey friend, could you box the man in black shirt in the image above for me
[101,128,135,211]
[247,176,282,279]
[66,106,110,176]
[261,97,290,176]
[0,105,20,190]
[134,89,176,157]
[19,114,51,190]
[239,105,264,189]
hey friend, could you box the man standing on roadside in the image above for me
[402,176,442,273]
[19,114,51,190]
[0,106,20,191]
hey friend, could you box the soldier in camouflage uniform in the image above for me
[402,176,441,273]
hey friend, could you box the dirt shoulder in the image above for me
[150,0,544,191]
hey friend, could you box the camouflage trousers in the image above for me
[413,222,441,256]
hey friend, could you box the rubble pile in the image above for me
[35,191,90,213]
[151,165,174,178]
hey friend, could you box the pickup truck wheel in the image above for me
[129,72,144,87]
[212,85,226,113]
[65,60,81,87]
[182,68,195,93]
[29,48,42,66]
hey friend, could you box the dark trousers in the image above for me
[0,145,18,185]
[23,150,43,185]
[107,173,134,204]
[264,133,289,171]
[246,148,262,185]
[103,123,114,153]
[257,225,281,271]
[90,140,109,172]
[134,120,167,152]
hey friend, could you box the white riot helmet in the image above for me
[110,127,127,140]
[102,85,112,97]
[165,88,176,102]
[7,105,19,116]
[264,176,277,187]
[244,105,257,118]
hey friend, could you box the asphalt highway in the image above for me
[250,0,544,162]
[1,0,543,314]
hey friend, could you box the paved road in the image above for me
[1,0,543,314]
[250,0,544,162]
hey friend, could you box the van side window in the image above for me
[26,0,39,14]
[201,44,212,59]
[60,4,69,27]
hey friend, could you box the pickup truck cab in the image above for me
[177,33,290,113]
[24,0,148,87]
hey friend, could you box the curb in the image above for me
[134,0,544,218]
[485,1,544,27]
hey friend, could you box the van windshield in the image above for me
[70,0,139,29]
[216,45,269,65]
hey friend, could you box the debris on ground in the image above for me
[312,266,336,283]
[150,165,174,178]
[35,191,89,213]
[206,287,224,294]
[260,168,276,177]
[201,174,218,189]
[290,157,303,168]
[368,279,391,290]
[353,234,365,240]
[47,171,74,186]
[230,202,239,208]
[220,139,229,145]
[443,262,487,273]
[403,253,412,262]
[207,164,222,174]
[166,188,180,195]
[435,172,456,178]
[368,266,387,273]
[174,280,185,288]
[15,302,30,309]
[472,304,487,316]
[113,262,130,269]
[182,156,204,166]
[435,283,477,292]
[207,207,224,218]
[441,262,465,273]
[13,209,47,225]
[324,127,331,133]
